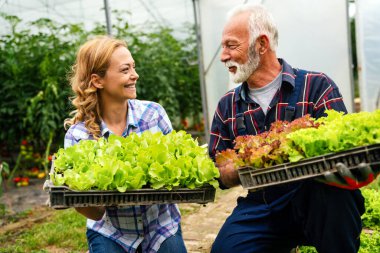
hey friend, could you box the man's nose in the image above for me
[220,47,230,63]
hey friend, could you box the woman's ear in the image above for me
[91,74,104,89]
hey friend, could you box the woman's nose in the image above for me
[131,69,139,80]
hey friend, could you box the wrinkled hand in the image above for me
[316,162,380,190]
[218,163,240,188]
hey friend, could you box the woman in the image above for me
[64,36,187,253]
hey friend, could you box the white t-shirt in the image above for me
[248,71,282,115]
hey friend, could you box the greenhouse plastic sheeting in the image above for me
[356,0,380,111]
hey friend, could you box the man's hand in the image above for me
[218,163,241,188]
[316,162,380,190]
[215,149,243,188]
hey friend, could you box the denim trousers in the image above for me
[86,225,187,253]
[211,180,364,253]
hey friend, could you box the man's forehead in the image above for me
[226,11,250,26]
[222,13,250,42]
[224,12,250,30]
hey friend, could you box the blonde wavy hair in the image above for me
[64,35,127,139]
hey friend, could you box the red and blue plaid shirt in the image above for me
[209,59,347,196]
[65,99,181,253]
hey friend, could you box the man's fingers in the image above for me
[317,171,357,190]
[315,162,377,189]
[357,163,372,179]
[336,162,354,179]
[323,171,345,184]
[338,162,374,188]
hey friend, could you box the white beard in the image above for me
[226,47,260,84]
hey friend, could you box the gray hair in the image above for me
[227,3,278,51]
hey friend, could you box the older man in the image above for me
[209,4,366,253]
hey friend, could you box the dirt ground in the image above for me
[0,180,246,253]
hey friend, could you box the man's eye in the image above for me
[122,68,129,72]
[227,45,237,49]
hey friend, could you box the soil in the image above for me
[0,180,246,253]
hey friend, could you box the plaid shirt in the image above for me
[209,59,347,193]
[65,99,181,253]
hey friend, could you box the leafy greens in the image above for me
[52,131,219,191]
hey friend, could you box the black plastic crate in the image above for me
[238,144,380,190]
[44,181,216,209]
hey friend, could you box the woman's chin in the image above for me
[127,93,137,99]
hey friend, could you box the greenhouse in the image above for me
[0,0,379,252]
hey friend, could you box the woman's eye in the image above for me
[122,68,129,72]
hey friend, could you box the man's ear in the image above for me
[257,34,270,55]
[90,73,104,89]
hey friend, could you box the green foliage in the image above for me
[288,110,380,160]
[359,230,380,253]
[0,13,88,161]
[0,17,87,177]
[52,131,219,191]
[362,189,380,230]
[299,246,317,253]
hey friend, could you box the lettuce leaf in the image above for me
[52,130,219,191]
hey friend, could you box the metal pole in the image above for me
[192,0,210,143]
[345,0,355,112]
[104,0,112,35]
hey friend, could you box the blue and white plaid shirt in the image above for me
[64,99,181,253]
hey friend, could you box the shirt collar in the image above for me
[100,99,139,137]
[234,58,296,103]
[279,58,296,88]
[126,99,139,128]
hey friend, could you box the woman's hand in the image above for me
[75,207,106,220]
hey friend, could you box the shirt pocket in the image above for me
[105,207,144,234]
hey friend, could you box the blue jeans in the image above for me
[86,225,187,253]
[211,180,364,253]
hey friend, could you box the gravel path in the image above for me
[180,187,246,253]
[0,179,49,215]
